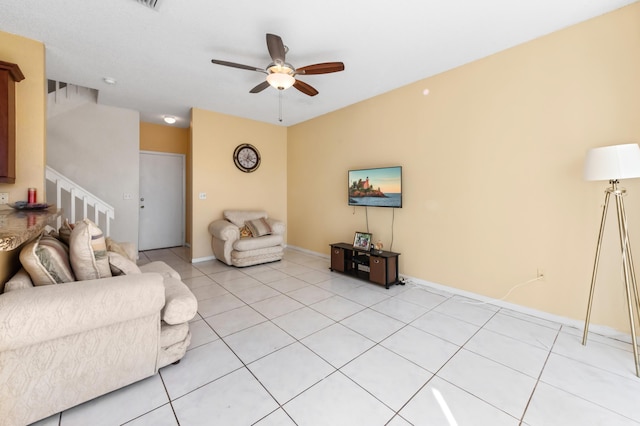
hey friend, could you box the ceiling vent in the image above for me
[135,0,162,10]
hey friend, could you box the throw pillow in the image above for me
[106,237,134,261]
[19,234,76,286]
[239,225,253,238]
[69,219,112,280]
[108,251,142,276]
[57,218,74,245]
[245,218,272,237]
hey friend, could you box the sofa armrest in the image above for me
[266,218,285,236]
[0,273,165,352]
[208,219,240,242]
[4,268,34,292]
[163,277,198,325]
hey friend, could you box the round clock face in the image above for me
[233,143,261,173]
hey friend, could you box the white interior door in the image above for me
[139,151,185,251]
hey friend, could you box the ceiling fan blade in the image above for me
[211,59,266,73]
[249,80,270,94]
[293,79,319,97]
[295,62,345,75]
[266,33,286,64]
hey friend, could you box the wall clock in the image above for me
[233,143,261,173]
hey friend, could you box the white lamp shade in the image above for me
[583,143,640,181]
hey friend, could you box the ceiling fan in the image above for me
[211,33,344,97]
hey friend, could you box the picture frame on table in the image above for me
[353,231,372,251]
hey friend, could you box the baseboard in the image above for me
[286,246,631,343]
[286,245,330,259]
[191,255,215,264]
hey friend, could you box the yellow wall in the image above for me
[0,32,45,284]
[288,3,640,333]
[190,108,287,260]
[140,121,188,154]
[139,121,192,245]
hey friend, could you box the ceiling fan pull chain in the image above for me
[278,91,283,123]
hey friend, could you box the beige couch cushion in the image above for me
[233,234,283,251]
[223,210,267,228]
[19,235,75,286]
[69,219,112,280]
[160,321,189,348]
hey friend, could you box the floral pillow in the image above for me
[239,225,253,238]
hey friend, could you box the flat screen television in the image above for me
[348,166,402,208]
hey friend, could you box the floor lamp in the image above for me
[582,143,640,377]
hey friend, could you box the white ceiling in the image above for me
[0,0,636,127]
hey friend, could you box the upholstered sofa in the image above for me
[208,210,285,267]
[0,221,198,426]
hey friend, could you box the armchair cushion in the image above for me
[233,234,283,251]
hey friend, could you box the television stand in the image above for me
[329,242,402,289]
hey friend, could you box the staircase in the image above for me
[46,80,115,235]
[47,80,98,119]
[45,166,115,236]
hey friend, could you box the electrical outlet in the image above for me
[537,268,545,280]
[123,193,133,200]
[199,192,207,200]
[0,192,8,204]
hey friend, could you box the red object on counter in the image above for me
[28,187,36,204]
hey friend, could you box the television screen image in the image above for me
[348,166,402,208]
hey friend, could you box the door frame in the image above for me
[139,150,186,249]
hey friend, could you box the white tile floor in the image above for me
[33,247,640,426]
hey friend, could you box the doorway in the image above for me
[139,151,185,251]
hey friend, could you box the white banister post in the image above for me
[55,180,62,230]
[105,214,111,237]
[69,188,76,223]
[82,196,88,222]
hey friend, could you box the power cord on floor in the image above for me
[397,274,545,306]
[462,275,545,306]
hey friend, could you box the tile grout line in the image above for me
[517,323,562,425]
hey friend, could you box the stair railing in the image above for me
[45,166,115,236]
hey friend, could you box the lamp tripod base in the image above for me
[582,180,640,377]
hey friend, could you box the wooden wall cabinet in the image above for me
[0,61,25,184]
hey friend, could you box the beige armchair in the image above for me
[208,210,285,267]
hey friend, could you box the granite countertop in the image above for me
[0,206,62,251]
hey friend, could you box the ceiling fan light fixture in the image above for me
[266,72,295,90]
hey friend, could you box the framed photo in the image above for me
[353,231,372,251]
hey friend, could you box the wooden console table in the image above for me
[329,242,403,289]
